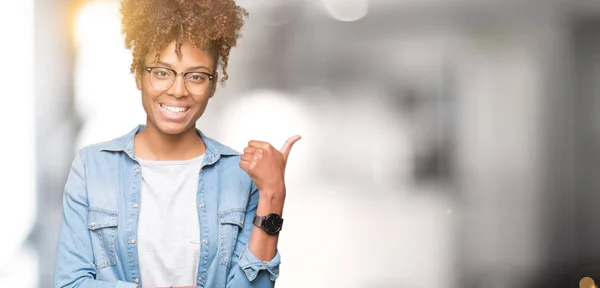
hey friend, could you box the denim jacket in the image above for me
[54,125,281,288]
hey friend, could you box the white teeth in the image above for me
[160,104,188,113]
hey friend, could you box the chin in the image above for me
[151,119,193,135]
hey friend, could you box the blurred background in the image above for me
[3,0,600,287]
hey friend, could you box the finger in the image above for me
[280,135,301,161]
[248,140,271,150]
[240,153,256,163]
[243,146,262,154]
[239,159,251,172]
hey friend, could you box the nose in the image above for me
[167,73,187,98]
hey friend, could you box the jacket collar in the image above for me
[100,125,239,165]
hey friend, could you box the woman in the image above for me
[53,0,299,287]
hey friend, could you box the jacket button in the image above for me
[135,168,140,173]
[134,279,139,284]
[130,238,136,244]
[132,203,139,208]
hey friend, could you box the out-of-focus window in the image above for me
[74,0,145,150]
[0,0,38,287]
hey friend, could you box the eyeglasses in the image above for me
[144,66,216,95]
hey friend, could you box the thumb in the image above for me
[280,135,301,161]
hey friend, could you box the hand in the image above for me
[239,135,301,198]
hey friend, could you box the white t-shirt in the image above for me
[136,154,204,287]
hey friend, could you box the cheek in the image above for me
[141,82,161,101]
[140,88,162,112]
[191,96,210,114]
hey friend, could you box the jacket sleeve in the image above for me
[226,182,281,287]
[53,152,137,288]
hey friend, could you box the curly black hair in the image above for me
[120,0,248,83]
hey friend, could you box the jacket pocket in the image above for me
[88,208,119,269]
[218,209,246,267]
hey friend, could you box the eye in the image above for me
[151,68,173,79]
[187,73,208,83]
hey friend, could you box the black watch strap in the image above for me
[253,213,283,235]
[253,215,265,227]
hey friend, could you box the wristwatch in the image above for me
[253,213,283,235]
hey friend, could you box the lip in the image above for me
[156,103,192,121]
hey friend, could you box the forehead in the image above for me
[147,40,215,70]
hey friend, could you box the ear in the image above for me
[208,72,219,98]
[135,70,143,91]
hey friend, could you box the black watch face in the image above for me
[264,213,283,234]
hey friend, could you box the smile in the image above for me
[160,104,190,113]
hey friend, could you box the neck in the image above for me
[134,121,206,161]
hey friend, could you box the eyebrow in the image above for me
[149,61,213,73]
